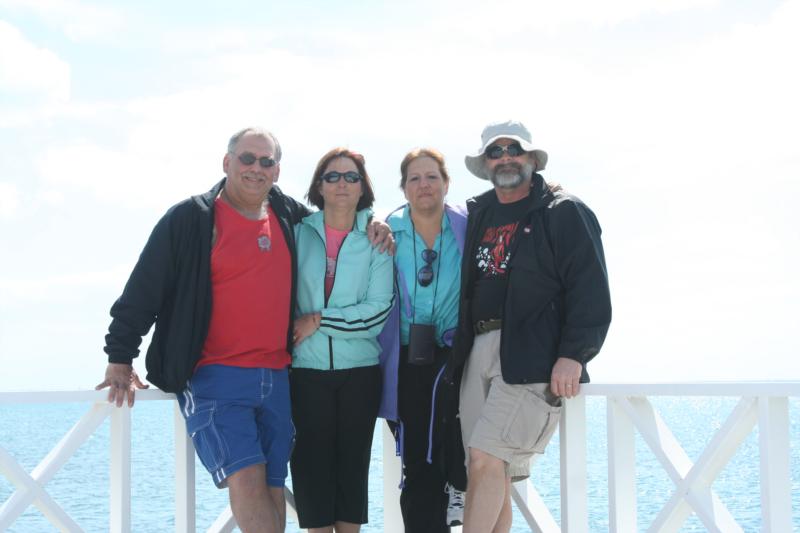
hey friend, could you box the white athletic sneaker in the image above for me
[445,483,465,526]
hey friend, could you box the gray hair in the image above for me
[227,127,282,162]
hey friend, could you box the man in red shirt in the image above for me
[97,128,391,533]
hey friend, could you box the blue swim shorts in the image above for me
[177,364,294,488]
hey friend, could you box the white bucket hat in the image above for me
[464,120,548,179]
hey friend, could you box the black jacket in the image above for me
[104,179,310,392]
[449,174,611,384]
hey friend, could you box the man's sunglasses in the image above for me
[417,248,438,287]
[232,151,278,168]
[486,143,526,160]
[321,171,362,184]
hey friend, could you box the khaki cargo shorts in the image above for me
[459,330,563,482]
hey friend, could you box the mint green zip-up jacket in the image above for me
[292,209,395,370]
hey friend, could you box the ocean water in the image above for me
[1,397,798,532]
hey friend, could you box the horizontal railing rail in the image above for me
[2,383,798,532]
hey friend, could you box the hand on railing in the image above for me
[550,357,582,399]
[95,363,149,407]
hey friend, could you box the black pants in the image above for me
[398,346,451,533]
[290,365,382,528]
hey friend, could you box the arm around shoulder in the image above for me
[276,188,313,224]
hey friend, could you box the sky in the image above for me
[1,0,798,391]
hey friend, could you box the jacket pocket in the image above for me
[501,388,563,454]
[185,406,226,472]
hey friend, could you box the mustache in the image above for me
[494,162,523,173]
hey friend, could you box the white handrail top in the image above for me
[1,382,799,404]
[0,389,175,404]
[581,382,800,397]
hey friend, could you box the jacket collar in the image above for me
[387,203,464,231]
[388,204,448,233]
[301,208,372,236]
[195,178,225,210]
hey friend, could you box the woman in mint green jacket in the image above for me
[289,147,394,532]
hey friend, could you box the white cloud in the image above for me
[0,265,131,303]
[0,181,20,218]
[159,27,278,55]
[0,20,70,101]
[29,0,800,228]
[428,0,720,36]
[6,0,800,388]
[0,0,125,41]
[36,137,216,211]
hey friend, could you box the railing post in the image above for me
[110,404,131,533]
[758,396,791,532]
[382,423,403,533]
[607,396,636,533]
[511,477,560,533]
[174,400,195,533]
[560,395,588,533]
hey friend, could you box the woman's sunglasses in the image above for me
[321,171,362,184]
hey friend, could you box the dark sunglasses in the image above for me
[232,151,278,168]
[486,143,525,160]
[321,171,362,184]
[417,248,438,287]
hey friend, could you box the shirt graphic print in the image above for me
[476,221,519,278]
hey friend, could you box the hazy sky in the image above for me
[1,0,798,391]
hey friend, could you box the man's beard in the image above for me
[488,161,534,189]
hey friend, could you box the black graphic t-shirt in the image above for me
[470,196,530,322]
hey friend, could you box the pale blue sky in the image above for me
[1,0,798,390]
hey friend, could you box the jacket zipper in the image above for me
[327,233,349,370]
[312,225,350,371]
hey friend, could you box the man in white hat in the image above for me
[448,120,612,532]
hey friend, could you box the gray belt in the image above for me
[474,318,502,335]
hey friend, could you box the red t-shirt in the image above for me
[198,197,291,369]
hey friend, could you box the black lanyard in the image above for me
[410,213,442,325]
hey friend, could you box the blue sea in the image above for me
[1,397,798,532]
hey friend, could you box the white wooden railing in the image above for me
[504,383,798,533]
[1,383,797,532]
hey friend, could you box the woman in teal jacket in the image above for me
[290,147,394,533]
[378,148,467,532]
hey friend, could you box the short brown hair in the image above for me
[399,148,451,189]
[306,147,375,211]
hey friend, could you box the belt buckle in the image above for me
[474,319,499,335]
